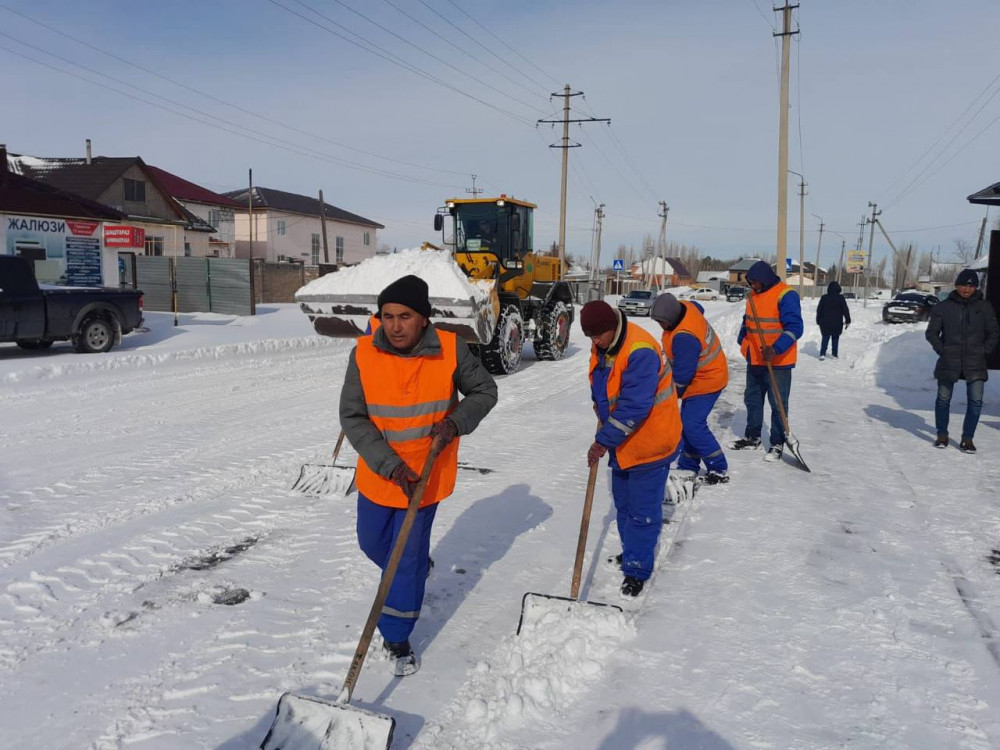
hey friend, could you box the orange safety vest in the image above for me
[589,324,682,470]
[368,314,381,334]
[660,300,729,398]
[354,329,460,509]
[741,282,798,367]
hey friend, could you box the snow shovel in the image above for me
[747,293,811,473]
[517,457,623,635]
[261,438,445,750]
[291,430,356,496]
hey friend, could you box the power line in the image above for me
[749,0,775,30]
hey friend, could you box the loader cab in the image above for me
[436,196,535,268]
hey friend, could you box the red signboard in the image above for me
[66,220,100,236]
[104,225,146,248]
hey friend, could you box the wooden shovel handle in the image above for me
[341,438,445,703]
[331,429,347,462]
[570,460,600,600]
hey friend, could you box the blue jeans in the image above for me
[611,462,668,581]
[744,365,792,447]
[677,390,728,474]
[935,379,985,440]
[357,492,438,643]
[820,333,840,357]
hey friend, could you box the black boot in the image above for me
[621,576,644,597]
[382,639,420,676]
[731,436,762,450]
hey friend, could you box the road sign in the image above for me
[613,258,625,271]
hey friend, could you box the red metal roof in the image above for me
[145,165,243,208]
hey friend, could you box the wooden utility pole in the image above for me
[318,189,330,264]
[774,3,799,281]
[811,213,824,298]
[974,210,988,259]
[789,169,806,294]
[863,202,881,308]
[538,86,609,273]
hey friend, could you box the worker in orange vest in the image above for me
[581,300,682,597]
[734,261,803,462]
[650,293,730,485]
[340,275,497,675]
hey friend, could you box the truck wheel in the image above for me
[16,339,53,350]
[533,301,571,361]
[480,306,523,375]
[74,315,115,354]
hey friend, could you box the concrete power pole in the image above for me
[589,203,605,284]
[863,202,881,308]
[538,86,610,273]
[318,189,330,264]
[837,238,846,286]
[811,214,824,298]
[466,174,483,198]
[788,170,806,294]
[774,3,799,282]
[657,201,670,291]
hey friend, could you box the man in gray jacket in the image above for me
[339,274,497,675]
[926,269,999,453]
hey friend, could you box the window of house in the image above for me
[277,219,286,236]
[184,242,192,257]
[145,236,164,256]
[124,178,146,203]
[363,231,370,247]
[208,209,220,227]
[311,233,320,266]
[336,236,344,264]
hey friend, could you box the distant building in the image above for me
[145,165,244,258]
[630,256,693,288]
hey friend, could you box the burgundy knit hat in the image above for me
[580,300,618,336]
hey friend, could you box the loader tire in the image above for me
[533,301,571,361]
[480,305,524,375]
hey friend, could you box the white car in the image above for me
[681,287,720,301]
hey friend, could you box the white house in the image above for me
[224,186,383,266]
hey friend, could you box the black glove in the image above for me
[390,462,420,498]
[429,418,459,446]
[587,441,607,467]
[761,345,776,363]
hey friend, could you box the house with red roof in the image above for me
[145,165,244,258]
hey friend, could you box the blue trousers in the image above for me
[356,492,438,643]
[744,364,792,447]
[677,391,728,474]
[935,379,985,440]
[611,462,668,581]
[819,333,840,357]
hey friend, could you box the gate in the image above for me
[134,256,254,316]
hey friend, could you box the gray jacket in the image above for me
[925,289,1000,382]
[339,325,498,478]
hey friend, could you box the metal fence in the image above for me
[134,256,254,316]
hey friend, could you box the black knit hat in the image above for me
[580,300,619,335]
[955,269,979,288]
[377,274,432,318]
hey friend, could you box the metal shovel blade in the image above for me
[516,592,623,635]
[291,464,356,496]
[784,433,811,473]
[259,692,394,750]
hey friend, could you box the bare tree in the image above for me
[953,238,975,265]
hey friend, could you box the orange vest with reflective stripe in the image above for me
[741,282,798,366]
[589,324,682,470]
[660,301,729,398]
[354,330,459,508]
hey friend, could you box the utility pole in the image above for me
[788,169,806,294]
[837,238,846,286]
[248,168,254,257]
[853,214,867,296]
[538,86,610,272]
[589,203,605,284]
[657,201,670,291]
[974,209,989,259]
[863,202,881,308]
[774,3,799,281]
[318,189,330,264]
[466,174,483,198]
[811,213,824,298]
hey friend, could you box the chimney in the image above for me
[86,139,92,164]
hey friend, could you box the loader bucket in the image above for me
[516,592,623,636]
[259,692,394,750]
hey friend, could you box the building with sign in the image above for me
[1,145,125,286]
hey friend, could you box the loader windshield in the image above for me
[452,202,529,263]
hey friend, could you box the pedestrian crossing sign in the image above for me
[613,259,625,271]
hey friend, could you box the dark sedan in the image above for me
[882,291,938,323]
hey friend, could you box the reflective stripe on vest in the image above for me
[742,283,798,367]
[354,329,460,508]
[660,301,729,397]
[589,324,682,470]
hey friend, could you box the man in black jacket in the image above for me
[925,269,1000,453]
[816,280,851,360]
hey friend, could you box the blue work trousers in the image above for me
[744,364,792,448]
[819,333,840,358]
[935,378,985,440]
[357,492,438,643]
[677,390,728,474]
[611,462,668,581]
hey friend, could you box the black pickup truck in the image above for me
[1,255,144,353]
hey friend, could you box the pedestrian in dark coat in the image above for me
[816,280,851,360]
[925,269,1000,453]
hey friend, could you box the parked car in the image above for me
[726,285,748,302]
[0,256,144,353]
[617,290,654,316]
[882,291,938,324]
[842,291,857,299]
[681,287,721,301]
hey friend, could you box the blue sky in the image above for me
[2,0,998,269]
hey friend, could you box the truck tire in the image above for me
[16,339,53,350]
[533,301,571,361]
[480,305,523,375]
[74,314,115,354]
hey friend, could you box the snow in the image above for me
[2,298,1000,749]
